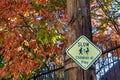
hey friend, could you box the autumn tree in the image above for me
[91,0,120,54]
[0,0,67,80]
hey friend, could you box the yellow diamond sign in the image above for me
[66,35,102,70]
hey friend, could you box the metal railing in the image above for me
[95,41,120,80]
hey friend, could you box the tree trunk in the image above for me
[64,0,96,80]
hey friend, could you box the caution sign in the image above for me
[66,35,102,70]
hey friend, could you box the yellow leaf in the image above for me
[24,11,29,17]
[23,40,29,47]
[17,46,24,51]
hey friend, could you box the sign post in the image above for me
[66,35,102,70]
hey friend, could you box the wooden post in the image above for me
[64,0,96,80]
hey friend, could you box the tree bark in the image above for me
[64,0,96,80]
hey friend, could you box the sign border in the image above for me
[66,35,102,70]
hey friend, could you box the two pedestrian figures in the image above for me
[79,42,89,55]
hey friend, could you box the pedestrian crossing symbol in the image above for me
[66,35,102,70]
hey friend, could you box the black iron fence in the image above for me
[95,41,120,80]
[31,41,120,80]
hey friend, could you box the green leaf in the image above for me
[40,22,48,27]
[33,24,40,28]
[29,2,46,12]
[49,29,59,44]
[36,30,49,44]
[0,54,5,69]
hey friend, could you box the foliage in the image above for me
[91,0,120,42]
[0,0,67,80]
[91,0,120,56]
